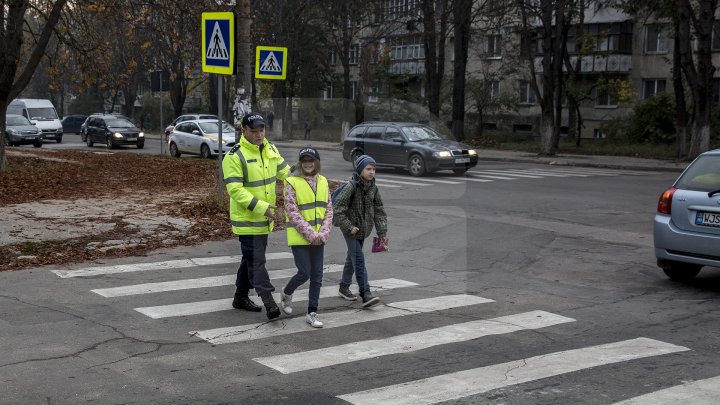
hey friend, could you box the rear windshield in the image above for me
[676,155,720,191]
[106,119,135,128]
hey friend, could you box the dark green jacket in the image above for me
[333,174,387,240]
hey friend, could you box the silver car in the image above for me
[654,148,720,280]
[167,119,235,159]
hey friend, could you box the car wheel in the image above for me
[106,136,114,149]
[169,142,181,158]
[33,140,42,148]
[661,261,702,281]
[200,144,211,159]
[56,137,62,143]
[136,143,144,149]
[453,168,468,175]
[408,154,426,177]
[86,135,94,147]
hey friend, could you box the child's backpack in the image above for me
[331,178,358,226]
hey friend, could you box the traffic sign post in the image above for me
[202,11,235,200]
[255,46,287,80]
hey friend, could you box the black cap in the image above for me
[299,147,320,161]
[241,112,266,129]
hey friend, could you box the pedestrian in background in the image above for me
[267,111,274,130]
[304,120,311,140]
[223,112,291,320]
[279,147,333,328]
[333,155,388,307]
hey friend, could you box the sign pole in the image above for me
[217,74,224,200]
[160,77,164,155]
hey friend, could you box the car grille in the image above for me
[21,130,38,135]
[40,129,56,134]
[451,150,470,156]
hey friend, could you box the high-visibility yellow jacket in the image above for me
[285,175,329,245]
[222,135,290,235]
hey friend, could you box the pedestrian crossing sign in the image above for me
[255,46,287,80]
[201,12,235,75]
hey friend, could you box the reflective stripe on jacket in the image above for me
[285,175,328,245]
[222,135,290,235]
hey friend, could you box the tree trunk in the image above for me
[451,0,472,141]
[673,15,688,158]
[539,119,555,154]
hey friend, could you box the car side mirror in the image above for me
[392,138,404,143]
[192,130,201,136]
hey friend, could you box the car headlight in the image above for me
[139,132,144,137]
[7,129,18,135]
[113,132,123,138]
[468,149,477,155]
[433,151,452,158]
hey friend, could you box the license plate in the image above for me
[126,137,137,141]
[695,211,720,227]
[455,158,470,164]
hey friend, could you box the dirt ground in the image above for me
[0,148,295,271]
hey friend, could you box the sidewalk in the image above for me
[271,139,689,173]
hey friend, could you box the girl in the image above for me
[280,147,333,327]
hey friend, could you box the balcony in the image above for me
[533,54,631,73]
[390,61,426,75]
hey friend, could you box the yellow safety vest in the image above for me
[222,135,290,235]
[285,175,328,246]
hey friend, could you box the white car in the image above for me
[165,113,217,136]
[167,119,236,159]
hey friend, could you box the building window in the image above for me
[519,80,536,104]
[324,84,333,100]
[368,82,380,103]
[713,21,720,51]
[645,24,669,53]
[596,88,617,107]
[593,129,607,139]
[483,34,502,58]
[329,49,337,66]
[487,80,500,101]
[349,44,359,65]
[643,79,666,99]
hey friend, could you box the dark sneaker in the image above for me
[260,293,281,320]
[361,292,380,308]
[338,285,357,301]
[232,294,262,312]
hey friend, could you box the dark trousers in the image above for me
[284,245,324,314]
[236,235,275,296]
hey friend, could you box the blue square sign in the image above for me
[256,46,287,80]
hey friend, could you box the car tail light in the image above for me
[657,187,676,214]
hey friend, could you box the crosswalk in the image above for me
[51,253,714,403]
[373,167,649,188]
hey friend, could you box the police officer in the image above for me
[223,112,291,320]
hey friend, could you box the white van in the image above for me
[7,99,64,143]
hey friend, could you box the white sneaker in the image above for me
[306,312,323,328]
[280,291,293,315]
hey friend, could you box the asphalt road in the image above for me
[3,135,720,404]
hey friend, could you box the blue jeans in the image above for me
[236,235,275,295]
[340,234,370,294]
[284,245,324,314]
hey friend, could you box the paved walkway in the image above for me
[271,139,689,173]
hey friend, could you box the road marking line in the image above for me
[503,169,590,177]
[189,294,494,345]
[378,183,403,188]
[473,170,544,178]
[337,337,690,405]
[93,264,344,297]
[613,375,720,404]
[381,175,462,185]
[136,278,417,319]
[51,252,293,278]
[253,310,575,374]
[466,173,518,180]
[376,178,432,186]
[456,176,493,183]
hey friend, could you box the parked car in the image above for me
[341,122,479,176]
[654,148,720,280]
[7,98,63,143]
[84,115,144,149]
[4,114,43,147]
[167,119,235,158]
[61,114,88,134]
[165,113,218,136]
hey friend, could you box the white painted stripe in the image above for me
[543,167,620,176]
[378,183,403,188]
[338,338,689,405]
[381,175,462,185]
[51,252,294,278]
[93,264,344,297]
[254,310,575,374]
[467,173,517,180]
[137,278,418,319]
[613,375,720,404]
[474,170,544,178]
[190,294,493,345]
[457,176,493,183]
[491,169,585,177]
[376,178,431,186]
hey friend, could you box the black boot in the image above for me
[232,293,262,312]
[260,293,281,320]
